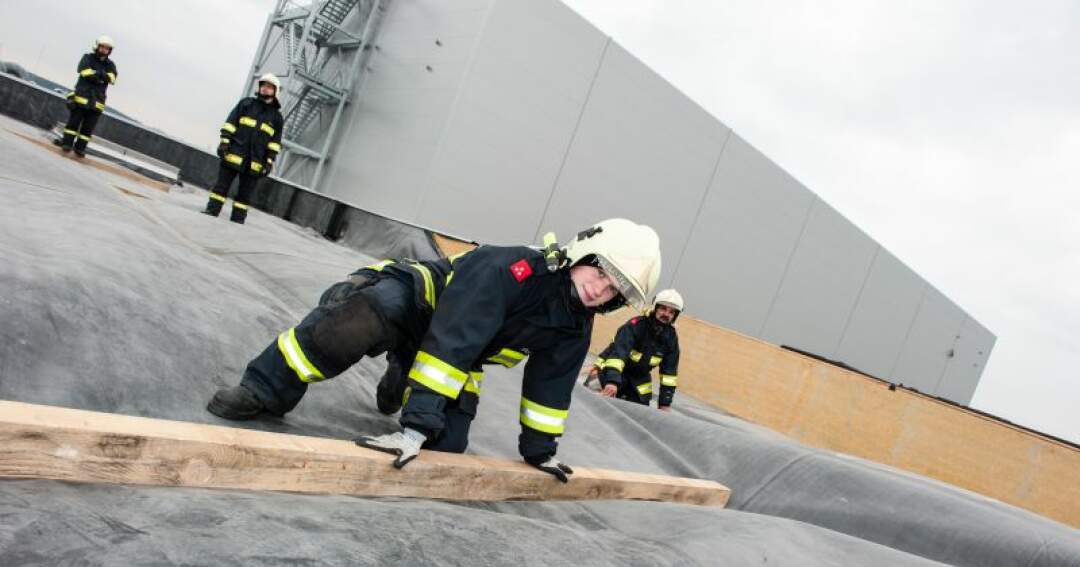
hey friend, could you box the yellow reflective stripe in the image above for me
[79,68,96,77]
[445,272,454,286]
[224,153,243,165]
[448,250,470,263]
[106,72,116,84]
[600,358,625,372]
[63,128,78,135]
[409,263,436,309]
[250,161,263,172]
[649,355,662,367]
[592,357,605,370]
[408,351,467,399]
[222,122,238,133]
[72,95,89,105]
[277,328,325,383]
[239,116,257,127]
[487,348,526,368]
[267,141,281,152]
[661,374,678,387]
[94,102,105,111]
[463,370,484,395]
[402,385,411,406]
[629,350,643,363]
[260,122,275,136]
[366,259,394,271]
[220,138,230,145]
[233,202,249,210]
[78,134,91,141]
[636,382,653,395]
[267,157,273,166]
[208,192,227,203]
[520,398,568,435]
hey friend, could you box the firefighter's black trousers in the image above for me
[61,106,101,153]
[239,275,476,452]
[205,164,259,223]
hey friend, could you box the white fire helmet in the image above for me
[562,218,662,312]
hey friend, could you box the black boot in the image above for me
[202,194,225,217]
[376,356,407,415]
[229,204,248,224]
[207,385,266,420]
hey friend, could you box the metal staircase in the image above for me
[244,0,385,190]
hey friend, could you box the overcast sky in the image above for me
[1,0,1076,443]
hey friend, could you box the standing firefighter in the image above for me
[201,73,284,224]
[59,36,117,157]
[207,219,662,481]
[591,289,683,411]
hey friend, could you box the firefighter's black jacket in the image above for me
[598,314,681,407]
[68,53,117,112]
[219,96,284,176]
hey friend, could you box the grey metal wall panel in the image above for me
[833,249,926,378]
[318,0,494,220]
[536,41,730,288]
[890,287,967,393]
[761,201,879,358]
[936,317,996,404]
[414,0,609,244]
[672,133,814,336]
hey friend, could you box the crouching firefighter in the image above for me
[206,219,662,481]
[593,289,683,411]
[201,73,283,224]
[58,36,117,157]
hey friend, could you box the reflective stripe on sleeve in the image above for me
[222,122,238,133]
[661,374,678,387]
[408,351,467,399]
[106,72,116,84]
[486,348,526,368]
[267,141,281,152]
[600,358,625,372]
[79,68,96,77]
[277,327,326,383]
[220,138,231,145]
[463,371,484,395]
[649,355,662,367]
[520,398,568,435]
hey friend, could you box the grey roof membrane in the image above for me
[0,115,1077,566]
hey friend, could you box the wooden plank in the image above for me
[0,401,730,507]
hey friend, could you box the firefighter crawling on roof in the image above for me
[58,36,117,157]
[585,290,684,411]
[207,219,662,481]
[200,73,284,225]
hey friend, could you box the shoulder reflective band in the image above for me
[520,398,568,435]
[267,141,281,152]
[106,72,116,84]
[629,350,643,362]
[259,122,275,136]
[649,355,662,367]
[277,327,326,383]
[661,374,678,387]
[464,370,484,395]
[409,351,467,399]
[636,382,653,396]
[233,202,249,210]
[94,102,105,111]
[224,153,243,165]
[222,122,238,133]
[487,348,526,368]
[239,116,258,127]
[79,68,96,77]
[366,259,394,271]
[600,358,625,372]
[409,263,436,309]
[208,192,227,203]
[250,161,264,173]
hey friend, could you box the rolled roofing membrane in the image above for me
[0,116,1076,566]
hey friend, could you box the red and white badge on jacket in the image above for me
[509,259,533,282]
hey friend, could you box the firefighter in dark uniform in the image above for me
[201,73,284,224]
[207,219,662,481]
[58,36,117,157]
[592,289,683,411]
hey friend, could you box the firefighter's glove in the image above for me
[355,427,426,469]
[531,457,574,483]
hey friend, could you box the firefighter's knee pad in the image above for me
[308,292,390,371]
